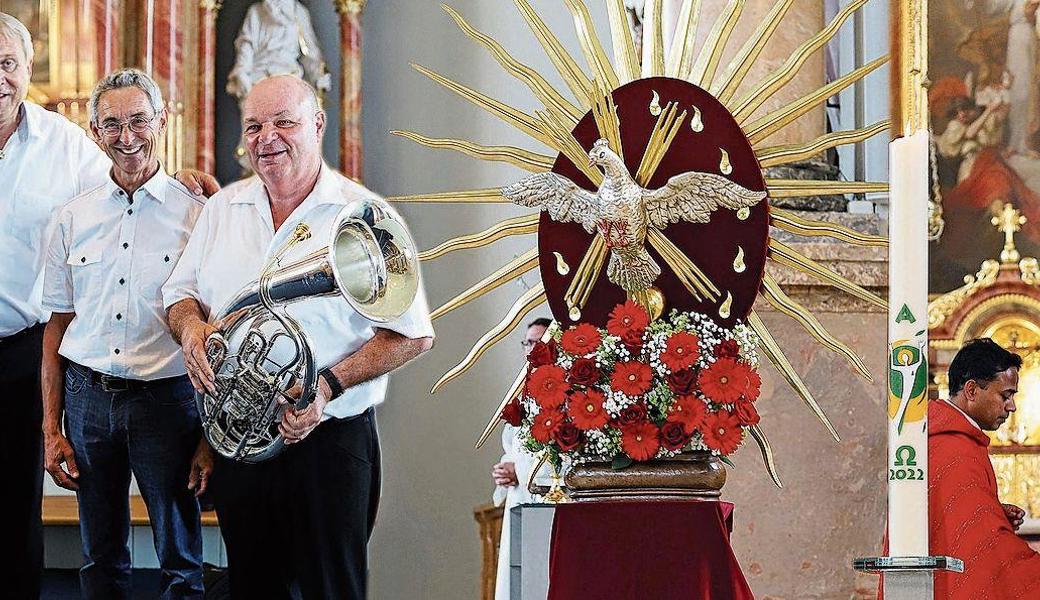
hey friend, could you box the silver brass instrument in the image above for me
[199,198,418,462]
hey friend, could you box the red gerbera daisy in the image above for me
[666,395,709,435]
[698,358,745,404]
[621,421,661,461]
[561,323,603,355]
[662,331,700,371]
[570,389,609,430]
[527,365,569,410]
[702,411,744,455]
[530,408,565,443]
[743,369,762,402]
[610,361,653,396]
[606,301,650,337]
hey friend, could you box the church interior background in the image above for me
[8,0,1040,598]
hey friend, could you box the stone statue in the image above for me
[227,0,331,100]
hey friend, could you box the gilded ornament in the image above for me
[568,305,582,321]
[927,260,1001,329]
[733,246,746,273]
[737,207,750,220]
[554,252,570,275]
[649,90,662,116]
[719,148,732,175]
[719,291,733,319]
[333,0,367,15]
[690,105,704,132]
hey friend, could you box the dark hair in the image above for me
[948,338,1022,396]
[527,318,552,329]
[945,96,981,120]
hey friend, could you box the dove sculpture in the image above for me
[501,139,767,294]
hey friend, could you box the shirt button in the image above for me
[116,313,122,320]
[80,257,86,263]
[114,348,120,355]
[122,242,129,249]
[127,209,133,216]
[119,278,125,285]
[164,255,170,262]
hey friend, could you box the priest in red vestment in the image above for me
[929,338,1040,598]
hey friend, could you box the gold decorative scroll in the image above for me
[390,130,555,172]
[430,248,540,320]
[927,259,1001,329]
[749,424,783,488]
[419,214,539,261]
[749,311,841,441]
[432,283,547,393]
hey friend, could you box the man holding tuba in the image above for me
[40,68,209,599]
[162,74,434,599]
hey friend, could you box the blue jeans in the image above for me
[63,364,204,600]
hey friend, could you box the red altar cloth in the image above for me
[547,501,754,600]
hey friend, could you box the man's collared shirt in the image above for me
[0,101,110,337]
[943,397,984,431]
[162,165,434,419]
[43,168,204,380]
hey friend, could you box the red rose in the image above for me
[570,389,609,430]
[610,361,653,396]
[607,301,649,337]
[561,323,602,355]
[666,395,708,435]
[527,340,558,368]
[527,365,569,410]
[621,422,661,461]
[698,358,745,404]
[662,331,700,371]
[714,339,740,359]
[660,421,691,451]
[734,397,760,426]
[666,368,698,395]
[531,409,565,443]
[568,357,601,386]
[500,397,525,426]
[621,328,645,353]
[702,410,744,455]
[744,369,762,402]
[552,422,584,452]
[613,402,648,430]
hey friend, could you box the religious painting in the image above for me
[929,0,1040,293]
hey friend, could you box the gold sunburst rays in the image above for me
[635,101,687,185]
[535,109,605,185]
[388,188,506,203]
[512,0,596,106]
[729,0,869,122]
[768,239,887,308]
[642,0,666,77]
[711,0,795,104]
[760,274,872,381]
[420,214,539,261]
[743,56,888,145]
[647,228,719,301]
[591,82,624,160]
[686,0,746,86]
[431,283,547,394]
[748,424,783,488]
[749,311,840,442]
[441,4,585,122]
[769,208,887,247]
[755,120,890,168]
[429,248,540,320]
[562,0,620,91]
[764,179,889,198]
[564,236,608,319]
[390,130,555,173]
[605,0,640,83]
[666,0,703,79]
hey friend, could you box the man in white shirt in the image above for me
[162,74,434,599]
[40,69,208,600]
[0,14,217,597]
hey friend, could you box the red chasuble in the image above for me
[929,399,1040,598]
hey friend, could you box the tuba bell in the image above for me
[199,198,418,462]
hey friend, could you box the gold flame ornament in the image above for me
[719,148,733,175]
[649,90,662,116]
[690,105,704,132]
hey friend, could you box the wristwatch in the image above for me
[318,368,344,399]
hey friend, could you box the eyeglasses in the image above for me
[98,115,157,137]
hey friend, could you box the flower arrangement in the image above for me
[501,301,762,470]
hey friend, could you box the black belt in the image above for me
[69,362,185,393]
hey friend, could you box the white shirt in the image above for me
[42,168,204,379]
[0,101,110,337]
[944,398,984,431]
[162,164,434,419]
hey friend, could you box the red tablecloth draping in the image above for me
[547,500,754,600]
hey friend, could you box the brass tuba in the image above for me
[199,198,418,462]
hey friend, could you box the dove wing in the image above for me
[643,171,767,228]
[501,173,599,233]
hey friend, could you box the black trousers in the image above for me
[0,324,45,600]
[211,409,381,600]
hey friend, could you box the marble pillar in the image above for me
[335,0,365,180]
[196,1,219,173]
